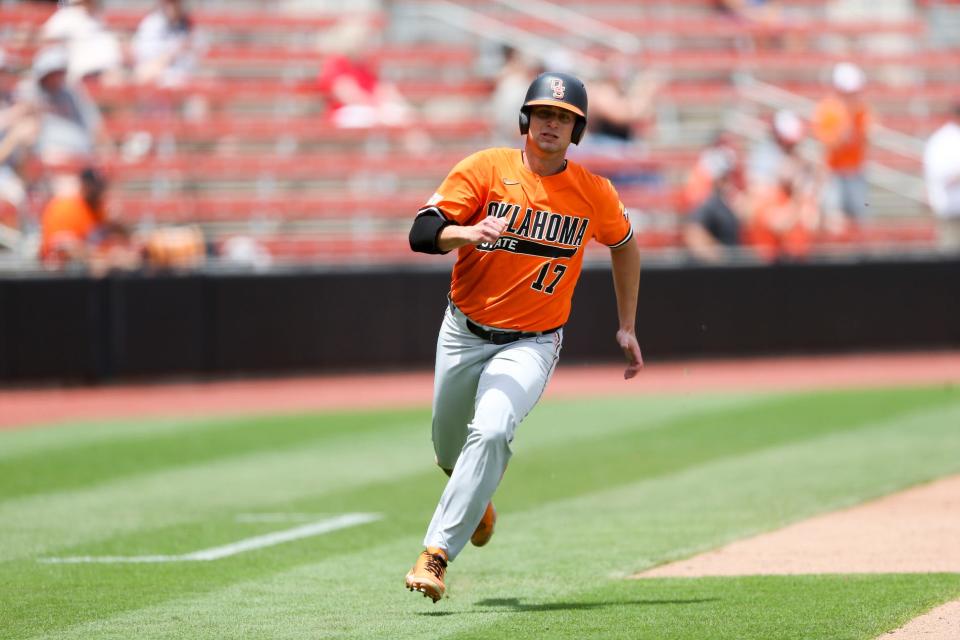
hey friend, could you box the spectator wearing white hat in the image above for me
[812,62,873,224]
[15,47,111,164]
[923,104,960,251]
[41,0,125,86]
[748,109,809,190]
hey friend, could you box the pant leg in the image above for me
[841,172,868,220]
[424,330,562,560]
[431,306,493,471]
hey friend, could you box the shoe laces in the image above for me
[424,552,447,579]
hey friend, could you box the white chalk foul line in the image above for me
[39,512,381,564]
[235,513,334,523]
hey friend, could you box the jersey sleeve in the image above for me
[417,150,491,225]
[591,178,634,248]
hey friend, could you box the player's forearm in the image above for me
[610,239,641,332]
[436,225,478,252]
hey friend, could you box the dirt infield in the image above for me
[1,350,958,430]
[882,600,960,639]
[637,474,960,578]
[635,475,960,640]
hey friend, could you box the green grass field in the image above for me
[2,385,959,639]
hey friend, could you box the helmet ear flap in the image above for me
[518,108,530,136]
[572,118,586,145]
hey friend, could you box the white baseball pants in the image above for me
[423,302,562,560]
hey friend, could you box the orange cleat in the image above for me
[404,547,448,603]
[470,501,497,547]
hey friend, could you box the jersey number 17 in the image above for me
[531,262,567,295]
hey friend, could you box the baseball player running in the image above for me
[405,71,643,602]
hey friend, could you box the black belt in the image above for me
[450,299,561,345]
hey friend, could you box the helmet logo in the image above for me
[550,78,566,99]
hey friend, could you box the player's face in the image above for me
[528,106,575,154]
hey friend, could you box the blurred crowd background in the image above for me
[1,0,958,275]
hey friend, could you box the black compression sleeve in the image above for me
[409,211,454,254]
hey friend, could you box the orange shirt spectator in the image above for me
[682,133,744,214]
[40,192,101,260]
[745,185,813,262]
[813,95,871,172]
[682,160,715,214]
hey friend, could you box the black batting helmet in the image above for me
[519,71,589,144]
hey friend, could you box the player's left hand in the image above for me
[616,329,644,380]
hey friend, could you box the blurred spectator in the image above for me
[682,131,745,214]
[713,0,791,51]
[682,146,749,263]
[923,103,960,251]
[743,109,823,261]
[581,56,662,156]
[40,166,137,272]
[489,46,541,146]
[16,47,112,163]
[124,0,207,162]
[747,109,806,190]
[812,62,872,224]
[41,0,125,86]
[0,49,16,106]
[0,50,40,227]
[219,235,272,271]
[744,183,815,262]
[744,153,821,262]
[314,18,413,129]
[142,225,205,271]
[713,0,783,23]
[131,0,204,88]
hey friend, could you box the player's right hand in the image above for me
[470,216,508,245]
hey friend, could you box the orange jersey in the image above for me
[420,148,633,331]
[812,97,871,172]
[40,195,100,258]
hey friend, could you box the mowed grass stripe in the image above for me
[502,386,960,508]
[15,387,952,564]
[5,388,960,637]
[22,395,960,640]
[0,426,432,564]
[0,393,757,497]
[0,394,757,562]
[0,409,429,500]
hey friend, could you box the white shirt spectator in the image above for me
[923,121,960,219]
[131,6,200,87]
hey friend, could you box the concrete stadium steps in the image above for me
[89,81,959,120]
[449,0,833,19]
[90,79,494,115]
[2,3,387,36]
[464,16,926,39]
[102,151,667,181]
[5,0,947,265]
[103,118,494,154]
[109,188,683,225]
[206,228,686,265]
[101,148,920,184]
[201,218,937,265]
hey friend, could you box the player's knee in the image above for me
[469,419,514,450]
